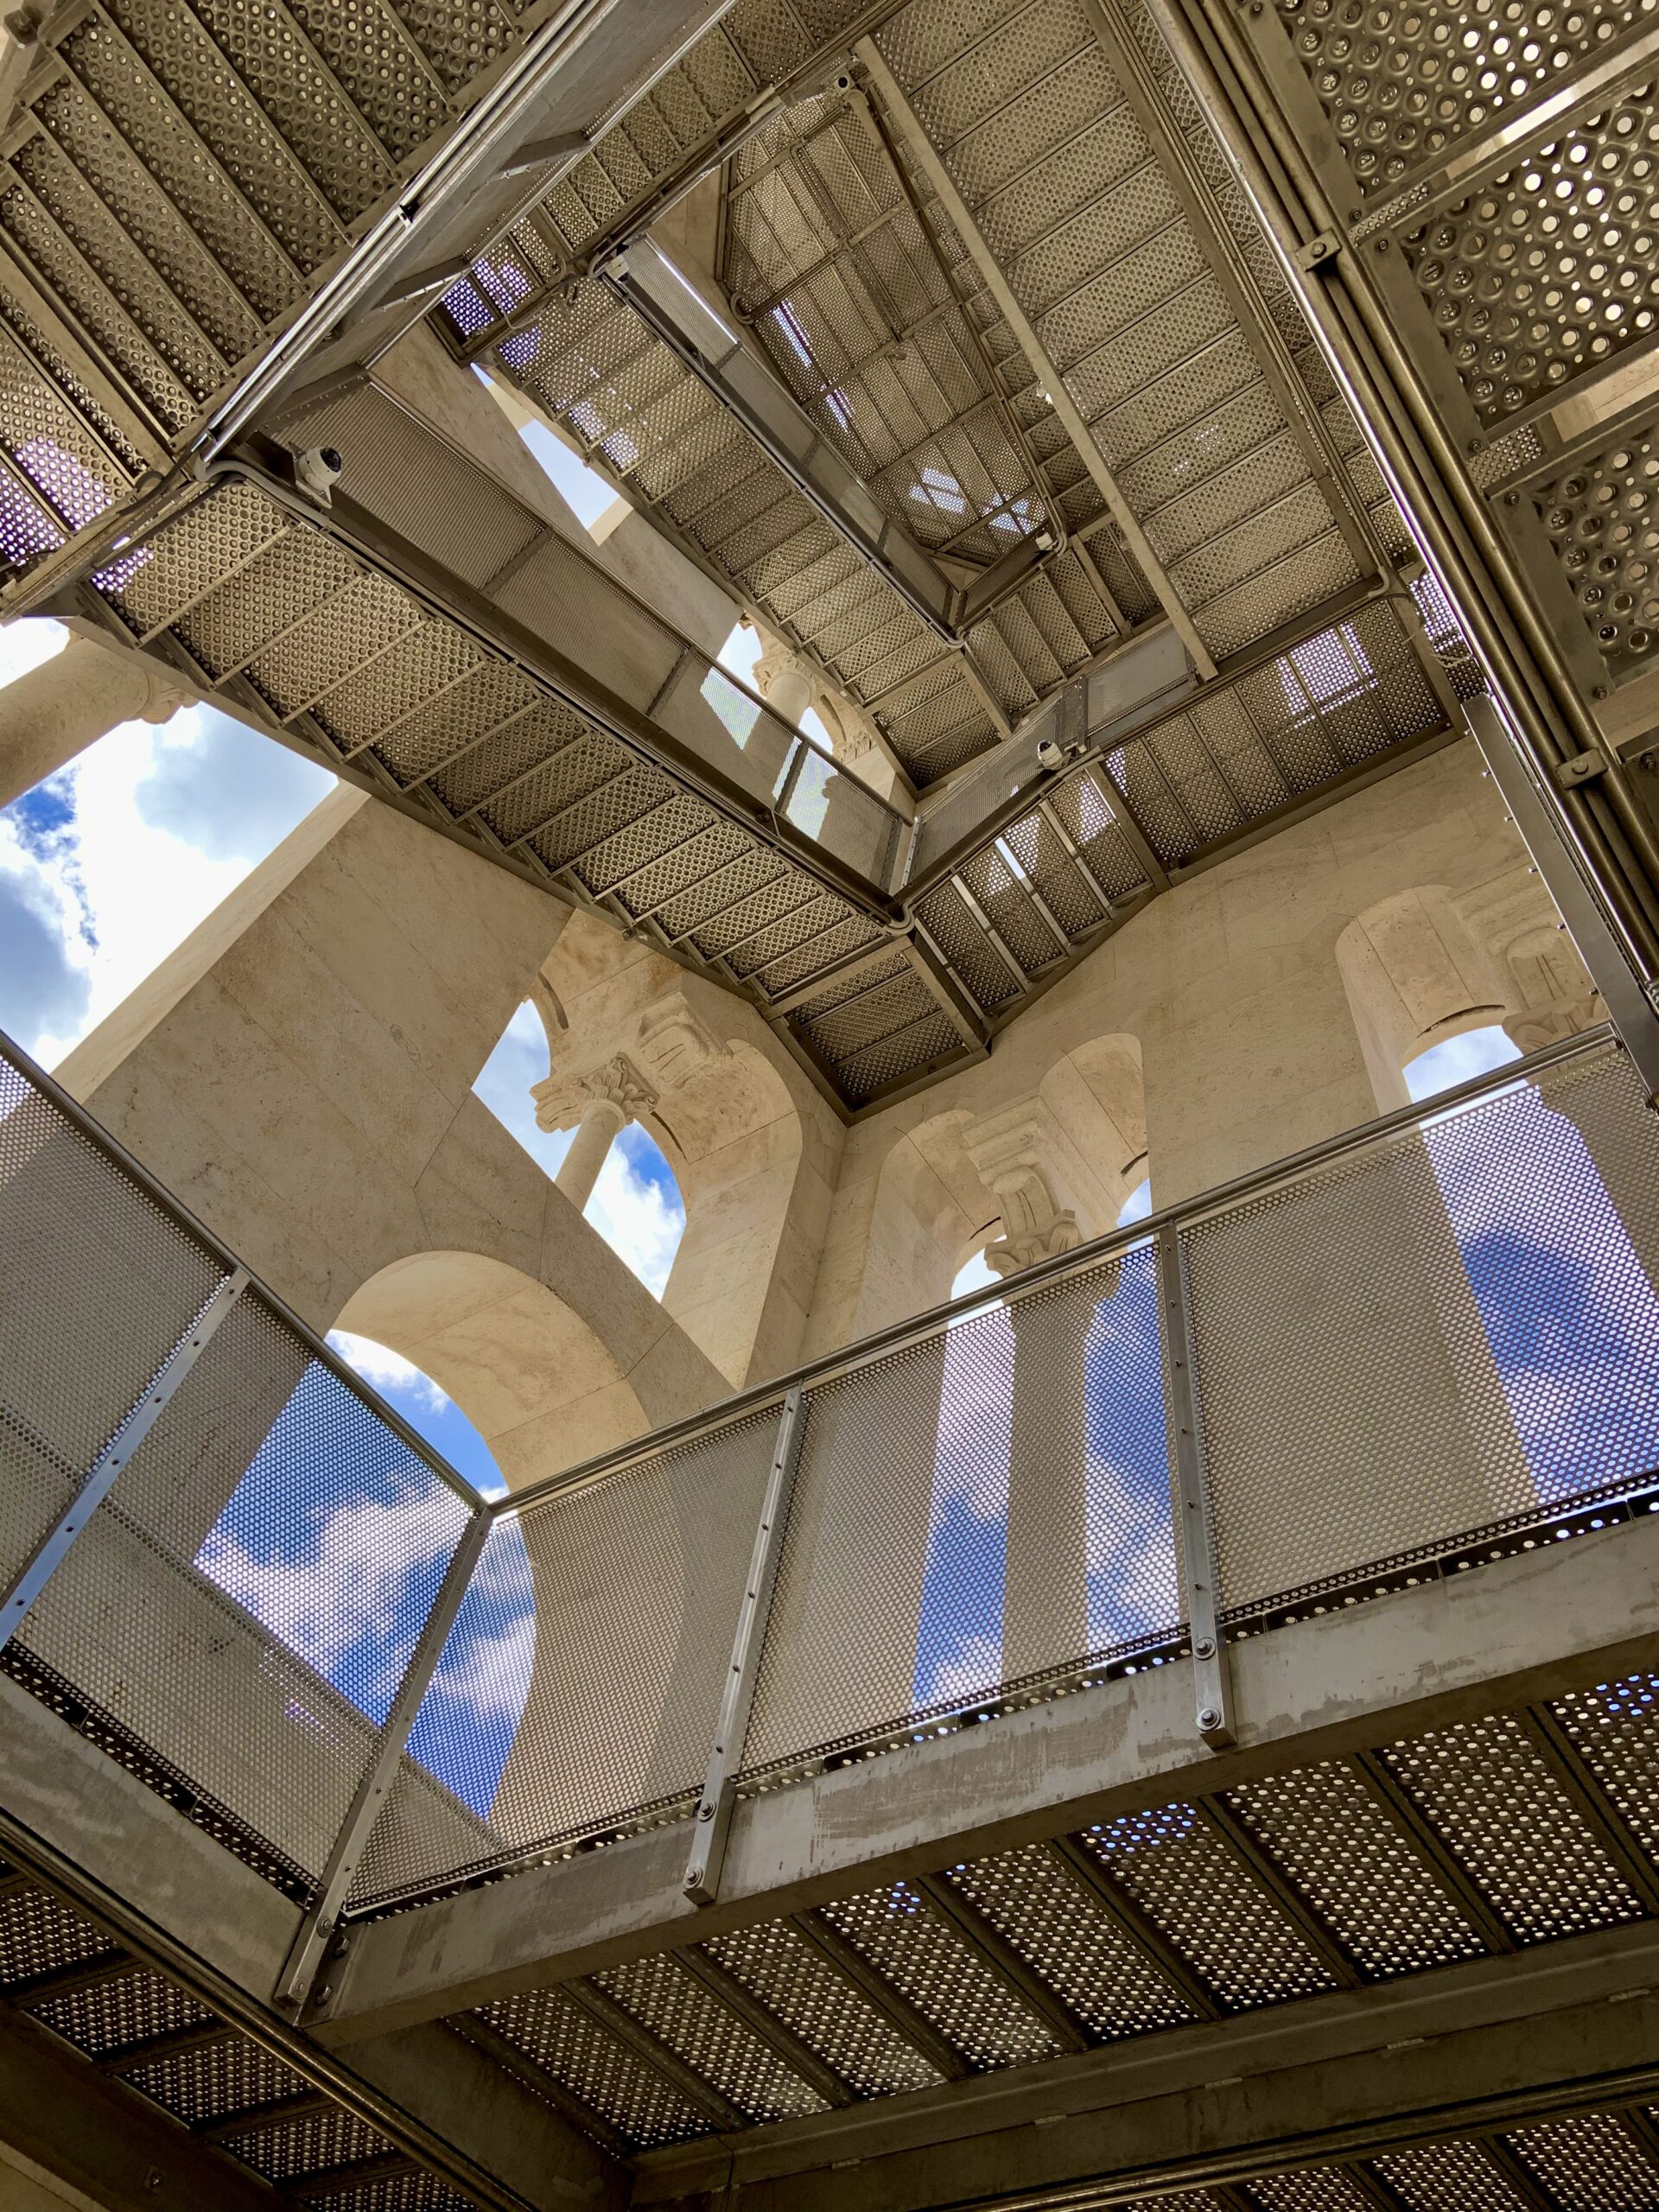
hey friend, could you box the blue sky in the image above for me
[7,601,1656,1862]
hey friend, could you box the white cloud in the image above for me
[327,1330,451,1414]
[0,696,334,1066]
[471,1000,685,1296]
[585,1132,683,1298]
[0,616,67,685]
[197,1477,461,1698]
[917,1631,1002,1707]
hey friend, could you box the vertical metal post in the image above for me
[276,1504,492,2012]
[1155,1224,1233,1748]
[0,1268,251,1653]
[683,1386,806,1906]
[1467,694,1659,1103]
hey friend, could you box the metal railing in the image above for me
[4,1022,1659,2001]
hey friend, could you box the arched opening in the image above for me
[334,1249,652,1491]
[0,673,333,1070]
[911,1043,1169,1721]
[1404,1023,1521,1103]
[1331,886,1659,1541]
[327,1330,505,1497]
[471,998,687,1295]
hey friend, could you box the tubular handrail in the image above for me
[4,1010,1653,1951]
[493,1019,1617,1516]
[1,1018,1618,1529]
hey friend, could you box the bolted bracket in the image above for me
[1294,230,1340,273]
[1554,749,1608,789]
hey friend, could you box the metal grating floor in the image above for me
[0,1858,482,2210]
[449,1675,1659,2160]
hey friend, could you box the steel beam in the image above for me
[855,35,1215,680]
[789,1910,969,2084]
[315,1509,1659,2042]
[599,237,959,642]
[0,2003,277,2212]
[629,1920,1659,2207]
[683,1389,806,1908]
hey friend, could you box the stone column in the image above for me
[541,1053,658,1212]
[0,625,190,809]
[751,639,815,729]
[968,1106,1107,1690]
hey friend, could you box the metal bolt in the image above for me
[315,1983,333,2003]
[1197,1707,1223,1732]
[1503,491,1518,506]
[1374,236,1389,253]
[1592,683,1609,699]
[144,2171,163,2193]
[698,1802,715,1820]
[1467,437,1483,455]
[1194,1637,1217,1660]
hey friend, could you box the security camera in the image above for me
[1036,736,1065,772]
[296,446,344,505]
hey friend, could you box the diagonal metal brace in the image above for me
[683,1387,806,1905]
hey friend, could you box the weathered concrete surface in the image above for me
[0,1675,621,2209]
[0,2005,276,2212]
[314,1511,1659,2043]
[0,1669,302,1998]
[632,1923,1659,2205]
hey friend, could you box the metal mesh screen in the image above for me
[350,1412,779,1905]
[1182,1039,1659,1618]
[0,1055,480,1891]
[741,1241,1178,1782]
[0,1053,223,1586]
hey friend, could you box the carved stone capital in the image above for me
[1503,991,1601,1057]
[532,1051,657,1132]
[982,1211,1083,1279]
[578,1052,658,1120]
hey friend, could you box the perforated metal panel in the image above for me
[15,1272,475,1887]
[125,2033,309,2123]
[1184,1039,1659,1619]
[1398,78,1659,426]
[1101,601,1441,868]
[352,1412,778,1905]
[741,1243,1174,1784]
[1551,1675,1659,1856]
[1081,1802,1338,2007]
[1244,2174,1376,2210]
[1224,1761,1485,1976]
[472,1986,709,2148]
[595,1953,826,2123]
[1277,0,1659,195]
[820,1880,1060,2069]
[1382,1713,1644,1941]
[705,1919,943,2097]
[31,1965,216,2058]
[1506,2113,1659,2205]
[1529,412,1659,671]
[0,1052,222,1585]
[224,2102,391,2181]
[1372,2140,1532,2210]
[945,1842,1196,2035]
[0,1885,117,1987]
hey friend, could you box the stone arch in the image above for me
[531,913,835,1388]
[1336,886,1511,1115]
[334,1248,651,1493]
